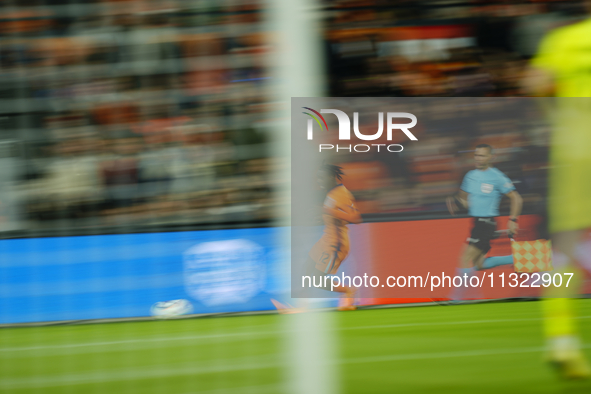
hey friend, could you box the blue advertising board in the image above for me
[0,227,290,324]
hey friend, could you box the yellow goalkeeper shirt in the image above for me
[532,18,591,233]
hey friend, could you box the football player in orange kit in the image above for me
[309,164,361,279]
[273,163,361,312]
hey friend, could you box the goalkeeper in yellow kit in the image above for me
[524,3,591,379]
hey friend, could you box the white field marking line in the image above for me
[179,384,282,394]
[345,342,591,365]
[342,315,591,331]
[1,315,590,354]
[0,355,281,390]
[3,343,591,390]
[343,345,543,365]
[0,330,277,353]
[0,329,278,358]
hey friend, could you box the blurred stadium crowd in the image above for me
[323,0,586,218]
[0,0,585,233]
[0,0,275,232]
[325,0,585,97]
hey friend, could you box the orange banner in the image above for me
[354,215,544,304]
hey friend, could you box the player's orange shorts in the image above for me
[309,237,350,275]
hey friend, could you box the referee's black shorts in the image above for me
[467,217,498,254]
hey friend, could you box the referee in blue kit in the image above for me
[447,144,523,300]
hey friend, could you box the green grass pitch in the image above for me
[1,299,590,394]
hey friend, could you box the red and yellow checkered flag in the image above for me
[511,239,553,273]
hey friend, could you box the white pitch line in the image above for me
[0,330,276,353]
[342,346,545,365]
[3,343,590,390]
[179,384,283,394]
[1,315,590,354]
[343,317,547,331]
[347,341,591,364]
[0,355,281,390]
[344,314,591,331]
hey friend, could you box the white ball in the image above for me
[151,299,193,319]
